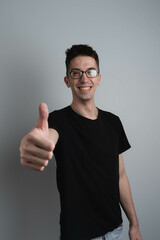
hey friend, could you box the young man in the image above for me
[20,44,143,240]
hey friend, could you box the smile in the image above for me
[78,86,92,91]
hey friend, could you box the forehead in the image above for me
[69,56,97,70]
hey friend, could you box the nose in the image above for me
[80,72,88,82]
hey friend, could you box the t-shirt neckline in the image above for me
[69,105,100,122]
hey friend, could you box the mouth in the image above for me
[78,86,92,92]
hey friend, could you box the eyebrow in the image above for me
[70,67,97,71]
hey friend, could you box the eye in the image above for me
[87,69,97,77]
[71,71,81,78]
[73,71,80,75]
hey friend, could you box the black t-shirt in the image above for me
[48,106,131,240]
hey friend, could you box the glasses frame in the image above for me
[67,69,99,79]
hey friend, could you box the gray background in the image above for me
[0,0,160,239]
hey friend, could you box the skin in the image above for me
[20,55,143,240]
[64,56,101,120]
[20,103,58,171]
[119,154,143,240]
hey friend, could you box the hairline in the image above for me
[66,55,99,74]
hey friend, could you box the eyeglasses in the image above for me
[67,69,99,79]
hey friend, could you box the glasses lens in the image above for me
[70,71,81,79]
[70,69,98,79]
[86,69,98,78]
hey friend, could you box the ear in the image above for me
[97,73,101,86]
[64,76,71,88]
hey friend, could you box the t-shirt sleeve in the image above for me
[117,117,131,154]
[48,111,61,134]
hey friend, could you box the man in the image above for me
[20,44,143,240]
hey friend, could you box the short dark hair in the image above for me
[65,44,99,74]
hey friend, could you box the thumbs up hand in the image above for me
[35,102,50,132]
[20,103,58,171]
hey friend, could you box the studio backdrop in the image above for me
[0,1,160,239]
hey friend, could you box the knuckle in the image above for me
[20,133,35,152]
[27,133,34,142]
[43,160,49,166]
[35,166,42,171]
[40,166,45,171]
[20,158,27,166]
[50,143,55,151]
[23,140,33,153]
[22,144,29,153]
[20,140,31,153]
[47,151,53,160]
[20,153,24,160]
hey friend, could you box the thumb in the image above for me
[35,103,49,131]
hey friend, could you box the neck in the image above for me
[71,101,98,120]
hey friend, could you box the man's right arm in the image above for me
[20,103,59,171]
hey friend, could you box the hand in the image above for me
[129,225,143,240]
[20,103,55,171]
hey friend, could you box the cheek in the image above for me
[94,80,100,87]
[70,84,77,93]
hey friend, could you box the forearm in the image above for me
[119,155,143,239]
[49,128,59,146]
[119,172,139,227]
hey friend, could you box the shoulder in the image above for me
[49,106,70,118]
[98,108,123,131]
[48,106,70,132]
[98,108,120,122]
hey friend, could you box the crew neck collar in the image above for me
[69,105,100,121]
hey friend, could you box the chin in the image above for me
[79,95,93,102]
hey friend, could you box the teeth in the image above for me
[79,87,90,90]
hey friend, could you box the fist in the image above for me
[20,103,55,171]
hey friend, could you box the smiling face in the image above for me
[64,56,101,105]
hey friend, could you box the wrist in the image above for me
[129,221,139,228]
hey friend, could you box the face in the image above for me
[64,56,101,104]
